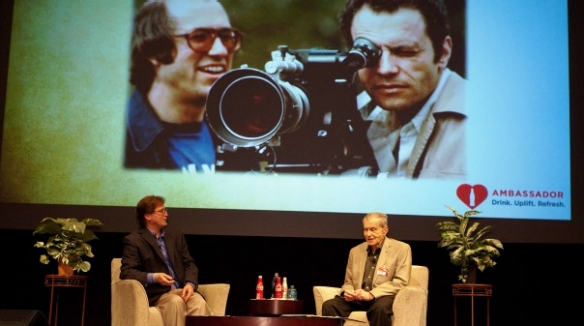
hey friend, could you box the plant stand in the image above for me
[45,274,88,326]
[452,283,492,326]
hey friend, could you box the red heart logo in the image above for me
[456,184,488,209]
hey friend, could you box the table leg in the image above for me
[470,294,475,326]
[48,285,55,326]
[487,297,490,326]
[81,284,87,326]
[55,289,60,326]
[453,297,457,326]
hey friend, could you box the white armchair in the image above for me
[110,258,230,326]
[313,265,429,326]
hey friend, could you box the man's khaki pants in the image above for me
[156,289,207,326]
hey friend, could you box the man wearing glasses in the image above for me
[121,195,207,326]
[124,0,242,172]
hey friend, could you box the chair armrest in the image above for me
[392,285,428,326]
[111,279,152,326]
[313,286,342,316]
[198,283,230,316]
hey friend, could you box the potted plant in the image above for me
[436,206,504,283]
[33,217,103,274]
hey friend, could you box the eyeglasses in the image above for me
[176,28,243,53]
[154,208,168,215]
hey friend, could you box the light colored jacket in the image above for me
[342,238,412,298]
[367,70,466,179]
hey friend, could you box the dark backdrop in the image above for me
[3,229,583,326]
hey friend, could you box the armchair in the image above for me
[313,265,429,326]
[111,258,230,326]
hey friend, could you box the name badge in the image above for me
[377,266,389,276]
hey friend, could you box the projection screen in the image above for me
[1,0,581,243]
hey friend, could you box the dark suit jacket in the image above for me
[120,228,199,305]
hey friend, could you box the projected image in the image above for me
[0,0,571,222]
[123,0,467,177]
[211,0,467,178]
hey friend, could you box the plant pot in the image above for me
[465,265,477,283]
[58,260,74,276]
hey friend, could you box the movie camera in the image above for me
[206,37,381,174]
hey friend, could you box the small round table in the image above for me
[452,283,492,326]
[249,299,303,316]
[45,275,88,326]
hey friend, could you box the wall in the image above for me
[3,229,582,326]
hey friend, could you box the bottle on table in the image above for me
[274,276,283,299]
[271,272,279,298]
[282,276,288,300]
[256,275,264,299]
[288,285,297,300]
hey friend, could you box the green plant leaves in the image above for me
[437,206,504,283]
[32,217,103,273]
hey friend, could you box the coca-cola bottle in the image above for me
[256,275,264,299]
[274,276,283,299]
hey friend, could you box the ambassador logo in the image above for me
[490,189,564,198]
[457,184,566,209]
[456,184,488,209]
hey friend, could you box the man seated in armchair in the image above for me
[120,195,208,326]
[322,212,412,326]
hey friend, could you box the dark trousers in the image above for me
[322,295,395,326]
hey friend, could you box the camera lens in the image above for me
[207,68,309,147]
[221,77,283,138]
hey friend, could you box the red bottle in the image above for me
[256,275,264,299]
[274,276,283,299]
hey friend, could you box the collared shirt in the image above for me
[362,241,383,291]
[359,68,453,177]
[146,229,180,289]
[124,89,215,172]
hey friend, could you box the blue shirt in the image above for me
[146,229,190,289]
[124,89,216,172]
